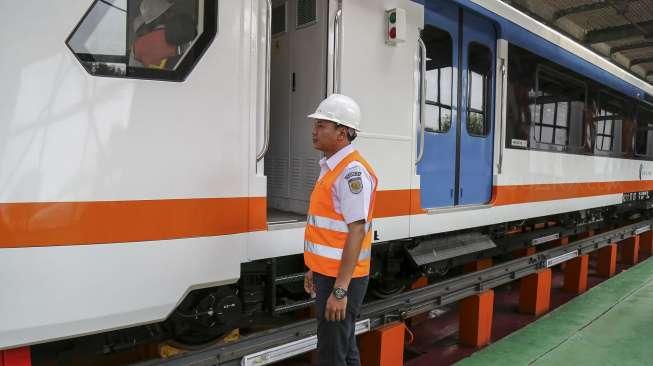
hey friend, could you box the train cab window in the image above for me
[66,0,217,81]
[467,43,492,136]
[636,104,653,158]
[422,26,453,133]
[530,65,587,152]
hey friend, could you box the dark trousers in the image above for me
[313,272,369,366]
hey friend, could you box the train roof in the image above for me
[415,0,653,100]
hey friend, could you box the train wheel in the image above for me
[168,286,242,346]
[369,278,405,299]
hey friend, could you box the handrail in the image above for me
[416,38,427,164]
[497,58,506,174]
[256,0,272,161]
[333,8,343,94]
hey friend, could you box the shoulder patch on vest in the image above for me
[348,177,363,194]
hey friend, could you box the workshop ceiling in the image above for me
[501,0,653,84]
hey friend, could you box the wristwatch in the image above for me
[333,287,348,300]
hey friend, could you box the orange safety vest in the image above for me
[304,150,377,278]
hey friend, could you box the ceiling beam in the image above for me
[584,20,653,44]
[611,41,653,55]
[630,57,653,68]
[553,1,612,20]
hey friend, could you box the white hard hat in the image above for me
[139,0,172,25]
[308,94,362,131]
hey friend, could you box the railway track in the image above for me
[132,218,652,366]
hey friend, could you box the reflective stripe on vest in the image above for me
[307,214,372,233]
[304,240,371,261]
[303,150,377,278]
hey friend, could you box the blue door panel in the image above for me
[417,0,459,208]
[418,1,495,208]
[458,10,496,205]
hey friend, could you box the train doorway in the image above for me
[265,0,329,224]
[417,0,496,208]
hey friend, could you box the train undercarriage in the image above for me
[31,191,653,364]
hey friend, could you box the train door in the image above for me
[417,1,496,208]
[266,0,328,223]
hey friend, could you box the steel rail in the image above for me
[133,219,652,366]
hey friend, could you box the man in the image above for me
[131,0,197,70]
[303,94,378,366]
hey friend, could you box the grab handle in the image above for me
[256,0,272,161]
[416,38,426,164]
[333,8,343,93]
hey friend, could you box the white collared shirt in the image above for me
[317,144,376,224]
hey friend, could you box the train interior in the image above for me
[265,0,328,225]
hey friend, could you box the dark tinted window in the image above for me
[272,3,287,35]
[467,43,492,136]
[296,0,316,28]
[505,43,652,160]
[505,45,534,148]
[636,105,653,157]
[422,25,453,133]
[67,0,217,81]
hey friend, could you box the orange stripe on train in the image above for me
[2,180,652,248]
[0,198,267,248]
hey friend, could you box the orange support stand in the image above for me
[459,290,494,348]
[597,244,617,278]
[519,269,552,316]
[553,236,570,246]
[563,255,589,294]
[411,276,428,290]
[463,258,493,273]
[621,236,640,266]
[639,231,653,258]
[359,322,405,366]
[513,246,536,258]
[0,347,31,366]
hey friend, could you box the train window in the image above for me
[595,108,615,152]
[296,0,316,29]
[506,44,536,148]
[531,65,587,152]
[467,43,491,137]
[593,92,634,156]
[272,3,287,35]
[636,104,653,158]
[66,0,217,81]
[422,26,453,133]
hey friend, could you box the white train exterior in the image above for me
[2,0,653,351]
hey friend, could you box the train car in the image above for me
[3,0,653,355]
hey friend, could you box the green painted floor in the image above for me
[457,257,653,366]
